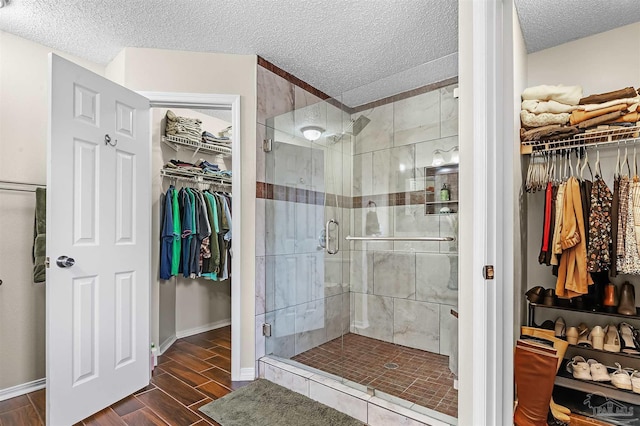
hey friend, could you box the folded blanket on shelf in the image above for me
[521,85,583,105]
[33,187,46,283]
[611,112,640,123]
[579,97,640,112]
[521,124,579,142]
[579,87,639,105]
[569,103,628,125]
[520,110,570,128]
[521,100,578,114]
[577,110,625,129]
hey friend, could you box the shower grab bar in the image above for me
[345,236,454,242]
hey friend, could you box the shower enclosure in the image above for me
[258,78,459,420]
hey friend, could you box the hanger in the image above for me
[623,142,631,176]
[580,147,588,180]
[594,144,602,178]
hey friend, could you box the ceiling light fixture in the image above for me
[0,0,6,8]
[301,126,324,141]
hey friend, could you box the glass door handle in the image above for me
[325,219,339,255]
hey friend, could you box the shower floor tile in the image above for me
[291,333,457,418]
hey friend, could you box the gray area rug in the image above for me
[199,379,364,426]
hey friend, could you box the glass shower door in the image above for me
[263,97,350,379]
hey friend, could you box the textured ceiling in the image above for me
[4,1,635,105]
[514,0,640,53]
[0,0,458,107]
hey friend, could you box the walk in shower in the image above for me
[256,66,459,421]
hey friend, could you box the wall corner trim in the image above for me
[175,319,232,340]
[239,367,255,381]
[0,378,46,402]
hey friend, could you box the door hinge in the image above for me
[483,265,494,280]
[45,257,50,269]
[263,139,273,152]
[262,323,272,337]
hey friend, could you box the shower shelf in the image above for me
[425,200,458,205]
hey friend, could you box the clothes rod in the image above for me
[345,236,454,242]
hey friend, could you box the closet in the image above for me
[153,107,234,352]
[517,21,640,423]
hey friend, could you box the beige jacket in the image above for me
[556,177,593,297]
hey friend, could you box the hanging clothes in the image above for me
[551,182,566,266]
[623,180,640,274]
[160,185,231,281]
[538,181,553,265]
[556,177,593,297]
[610,175,620,276]
[587,177,613,273]
[160,187,175,280]
[617,176,630,271]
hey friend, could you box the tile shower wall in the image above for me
[256,64,351,364]
[350,84,459,356]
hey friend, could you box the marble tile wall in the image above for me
[257,64,352,363]
[349,84,459,355]
[257,62,458,368]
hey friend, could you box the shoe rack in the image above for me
[528,302,640,405]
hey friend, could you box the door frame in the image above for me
[139,91,247,381]
[458,0,514,424]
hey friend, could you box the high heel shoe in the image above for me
[619,323,640,354]
[577,323,591,347]
[554,317,566,338]
[590,326,605,350]
[566,327,579,345]
[604,324,622,353]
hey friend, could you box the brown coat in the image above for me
[556,177,593,297]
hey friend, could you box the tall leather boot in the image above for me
[520,327,571,421]
[514,344,559,426]
[618,282,637,315]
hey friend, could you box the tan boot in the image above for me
[514,343,559,426]
[520,327,571,422]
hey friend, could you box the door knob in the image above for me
[56,256,75,268]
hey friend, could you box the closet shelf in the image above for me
[528,302,640,321]
[160,168,232,187]
[520,124,640,155]
[567,343,640,361]
[162,135,232,157]
[555,366,640,406]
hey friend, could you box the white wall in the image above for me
[525,22,640,289]
[0,31,105,390]
[115,47,257,372]
[512,1,528,332]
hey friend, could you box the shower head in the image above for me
[346,115,371,136]
[325,114,372,144]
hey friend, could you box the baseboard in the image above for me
[159,335,177,355]
[0,378,46,402]
[238,367,255,381]
[175,318,231,339]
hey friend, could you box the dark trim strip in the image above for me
[257,56,330,99]
[257,182,434,208]
[352,76,459,113]
[257,56,355,114]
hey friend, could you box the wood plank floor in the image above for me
[0,326,249,426]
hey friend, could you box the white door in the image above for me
[47,54,151,425]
